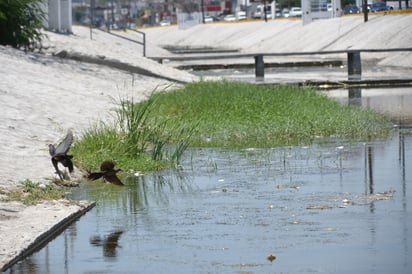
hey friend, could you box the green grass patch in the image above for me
[72,80,391,172]
[148,81,391,147]
[72,95,196,172]
[3,180,67,205]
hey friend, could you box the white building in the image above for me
[43,0,72,33]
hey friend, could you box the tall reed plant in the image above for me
[73,92,198,172]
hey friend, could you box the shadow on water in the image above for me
[6,88,412,274]
[90,230,123,258]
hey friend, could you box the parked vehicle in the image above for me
[327,3,333,11]
[253,4,273,19]
[289,7,302,17]
[215,13,227,21]
[204,15,214,23]
[369,2,390,12]
[159,19,171,26]
[344,4,360,14]
[237,11,247,20]
[223,14,236,21]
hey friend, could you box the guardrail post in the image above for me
[254,54,264,81]
[142,32,146,57]
[347,50,362,80]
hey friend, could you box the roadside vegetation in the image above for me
[73,81,391,172]
[0,180,67,205]
[0,0,45,50]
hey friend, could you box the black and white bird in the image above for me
[87,160,124,186]
[48,130,74,180]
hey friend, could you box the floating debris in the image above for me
[290,220,321,225]
[222,188,239,193]
[351,190,395,205]
[230,262,260,268]
[306,190,395,210]
[306,205,335,210]
[267,254,276,262]
[276,184,300,190]
[134,172,143,177]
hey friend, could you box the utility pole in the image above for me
[263,0,267,22]
[363,0,368,22]
[111,0,115,27]
[90,0,95,39]
[201,0,205,23]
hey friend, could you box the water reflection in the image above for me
[6,128,412,274]
[348,87,362,106]
[90,230,123,258]
[72,169,194,212]
[327,87,412,124]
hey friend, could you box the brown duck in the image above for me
[48,130,74,180]
[87,160,124,186]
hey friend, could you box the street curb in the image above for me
[53,50,189,84]
[1,201,96,272]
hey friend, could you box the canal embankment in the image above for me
[1,12,411,272]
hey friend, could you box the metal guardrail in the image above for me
[151,47,412,81]
[94,28,146,57]
[130,29,146,57]
[150,47,412,62]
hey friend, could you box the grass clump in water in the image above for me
[72,94,196,172]
[72,81,391,171]
[147,81,391,147]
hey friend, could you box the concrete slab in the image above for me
[0,200,95,272]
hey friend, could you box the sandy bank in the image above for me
[142,14,412,67]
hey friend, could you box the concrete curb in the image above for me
[0,200,96,272]
[53,50,189,84]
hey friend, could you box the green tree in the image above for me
[277,0,302,9]
[0,0,46,51]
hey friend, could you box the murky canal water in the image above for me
[6,89,412,274]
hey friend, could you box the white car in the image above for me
[237,11,247,20]
[159,20,171,26]
[289,7,302,17]
[204,16,214,23]
[223,14,236,21]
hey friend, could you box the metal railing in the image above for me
[151,47,412,81]
[94,28,146,57]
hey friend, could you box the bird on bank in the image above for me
[87,160,124,186]
[48,129,74,180]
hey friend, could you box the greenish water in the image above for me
[6,127,412,273]
[5,88,412,274]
